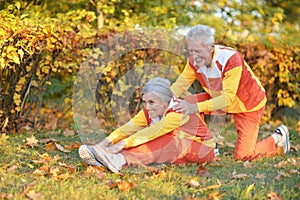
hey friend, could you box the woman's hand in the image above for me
[105,141,125,153]
[97,138,111,148]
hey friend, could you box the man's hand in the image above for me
[173,99,199,119]
[105,141,125,153]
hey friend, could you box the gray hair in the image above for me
[142,77,173,103]
[186,24,215,46]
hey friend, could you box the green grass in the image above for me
[0,121,299,200]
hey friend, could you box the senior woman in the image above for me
[79,77,215,173]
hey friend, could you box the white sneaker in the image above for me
[91,145,125,173]
[78,145,103,166]
[275,125,290,154]
[214,143,220,156]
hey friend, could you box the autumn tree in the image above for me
[1,0,299,132]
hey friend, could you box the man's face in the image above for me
[187,40,213,68]
[142,92,168,119]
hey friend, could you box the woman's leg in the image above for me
[121,132,214,166]
[121,132,184,166]
[174,140,214,164]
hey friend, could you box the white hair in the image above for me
[142,77,173,103]
[186,24,215,46]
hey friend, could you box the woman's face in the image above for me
[142,92,168,119]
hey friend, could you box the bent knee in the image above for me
[234,151,255,161]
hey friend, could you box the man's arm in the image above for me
[171,59,196,97]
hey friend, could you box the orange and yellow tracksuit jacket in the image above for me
[171,45,266,113]
[107,97,213,149]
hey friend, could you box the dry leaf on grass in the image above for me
[54,142,71,153]
[107,179,136,191]
[26,190,44,200]
[267,191,282,200]
[63,128,75,136]
[0,133,9,145]
[26,135,38,147]
[207,191,226,199]
[243,161,252,168]
[275,171,291,180]
[255,173,267,179]
[59,162,76,174]
[84,166,106,179]
[196,165,211,177]
[200,184,222,191]
[187,177,200,188]
[232,173,248,179]
[151,169,167,179]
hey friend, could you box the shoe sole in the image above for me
[280,125,290,154]
[79,145,103,166]
[91,145,120,173]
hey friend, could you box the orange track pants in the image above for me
[121,132,214,167]
[185,93,277,160]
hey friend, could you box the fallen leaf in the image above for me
[274,160,287,168]
[183,197,201,200]
[26,135,38,147]
[45,141,57,151]
[84,166,106,179]
[215,156,222,161]
[225,141,235,148]
[58,162,76,174]
[54,142,71,153]
[287,157,298,165]
[151,170,167,179]
[187,177,200,188]
[40,138,57,143]
[20,125,32,131]
[53,173,73,181]
[196,165,211,177]
[146,166,159,172]
[33,165,49,176]
[296,183,300,190]
[267,191,282,200]
[255,173,267,179]
[232,173,248,179]
[7,165,18,171]
[63,128,75,136]
[0,193,13,199]
[243,161,252,168]
[26,190,44,200]
[43,117,57,131]
[207,191,226,199]
[117,180,136,191]
[64,141,82,150]
[1,117,9,132]
[0,133,9,145]
[245,184,255,195]
[289,169,300,175]
[276,146,284,156]
[49,167,60,177]
[277,170,291,178]
[107,182,119,189]
[200,184,221,191]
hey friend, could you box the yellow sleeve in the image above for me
[107,110,148,144]
[197,66,242,112]
[122,112,189,148]
[171,60,196,98]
